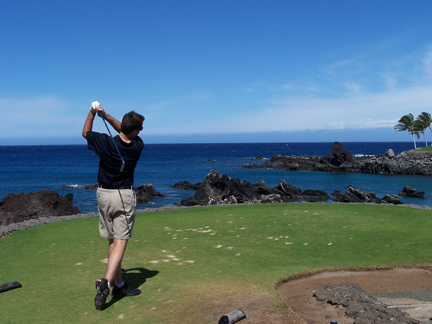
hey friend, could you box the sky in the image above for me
[2,0,432,145]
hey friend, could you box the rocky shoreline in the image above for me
[2,142,431,238]
[242,142,432,175]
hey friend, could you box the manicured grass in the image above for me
[1,203,431,323]
[416,146,432,152]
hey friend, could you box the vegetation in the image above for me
[1,203,432,323]
[415,146,432,152]
[395,112,432,148]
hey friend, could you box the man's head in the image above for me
[121,111,145,136]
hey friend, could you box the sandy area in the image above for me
[276,266,432,324]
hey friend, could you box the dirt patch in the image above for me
[276,266,432,324]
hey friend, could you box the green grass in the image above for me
[1,203,432,323]
[416,146,432,152]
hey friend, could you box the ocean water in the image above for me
[0,142,431,214]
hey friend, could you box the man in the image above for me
[82,103,145,310]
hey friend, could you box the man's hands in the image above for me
[83,101,122,138]
[91,100,101,111]
[91,101,107,118]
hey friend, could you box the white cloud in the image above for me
[0,96,68,124]
[145,83,432,136]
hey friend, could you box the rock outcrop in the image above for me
[314,282,419,324]
[333,186,404,205]
[135,184,165,197]
[398,186,425,198]
[0,190,81,226]
[180,170,331,207]
[243,142,432,175]
[172,181,202,190]
[135,184,165,204]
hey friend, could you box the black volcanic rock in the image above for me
[273,180,303,198]
[0,190,81,226]
[399,185,425,198]
[135,184,165,197]
[242,142,432,175]
[302,189,330,199]
[180,170,330,206]
[314,282,419,324]
[331,141,353,166]
[172,181,202,190]
[334,186,404,205]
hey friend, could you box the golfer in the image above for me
[82,104,145,310]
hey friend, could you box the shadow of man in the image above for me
[104,268,159,308]
[121,267,159,288]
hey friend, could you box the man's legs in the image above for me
[106,238,128,285]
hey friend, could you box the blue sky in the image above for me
[2,0,432,145]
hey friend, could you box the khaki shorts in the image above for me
[96,188,136,240]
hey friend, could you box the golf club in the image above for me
[91,101,126,172]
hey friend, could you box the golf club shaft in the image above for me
[101,116,126,172]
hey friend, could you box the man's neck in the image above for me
[119,132,131,143]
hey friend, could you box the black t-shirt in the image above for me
[86,131,144,188]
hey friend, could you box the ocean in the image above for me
[0,142,431,214]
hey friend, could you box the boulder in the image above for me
[333,186,405,205]
[0,190,81,226]
[330,141,353,166]
[301,189,330,199]
[273,180,302,198]
[135,184,165,197]
[399,185,425,198]
[333,185,380,204]
[172,181,202,190]
[385,149,395,158]
[314,282,419,324]
[381,194,404,205]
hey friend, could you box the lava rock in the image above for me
[0,190,81,226]
[399,186,425,198]
[172,181,202,190]
[135,184,165,197]
[313,282,419,324]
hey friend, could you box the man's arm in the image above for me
[82,107,122,139]
[82,110,96,139]
[99,108,121,133]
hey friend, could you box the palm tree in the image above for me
[417,112,432,146]
[394,113,419,149]
[414,118,427,147]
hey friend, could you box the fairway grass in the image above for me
[416,146,432,152]
[1,203,431,323]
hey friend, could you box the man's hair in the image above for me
[121,111,145,135]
